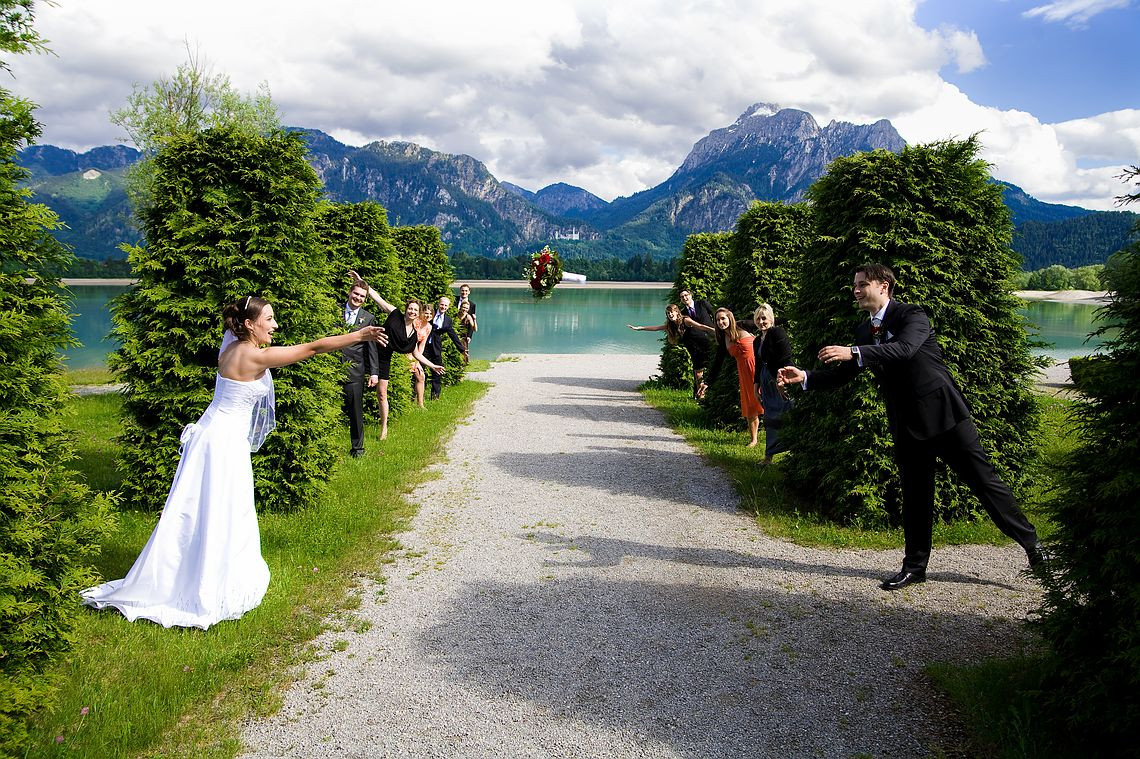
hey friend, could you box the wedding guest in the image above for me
[424,295,468,400]
[408,309,432,408]
[348,271,443,438]
[697,308,763,447]
[456,283,476,316]
[457,300,477,353]
[340,281,380,458]
[777,263,1046,590]
[628,304,710,397]
[82,295,386,629]
[751,303,793,465]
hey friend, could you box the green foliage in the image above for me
[784,137,1042,526]
[0,86,117,756]
[1013,211,1138,270]
[389,225,466,387]
[111,48,279,211]
[700,202,813,427]
[655,232,732,389]
[0,0,49,67]
[1023,263,1104,291]
[1035,246,1140,751]
[314,200,411,418]
[111,127,339,514]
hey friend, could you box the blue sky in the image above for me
[916,0,1138,124]
[11,0,1140,210]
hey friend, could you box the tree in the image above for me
[111,127,339,514]
[1116,165,1140,206]
[784,137,1042,526]
[0,4,117,752]
[110,46,278,210]
[1034,184,1140,752]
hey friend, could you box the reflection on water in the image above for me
[60,284,1111,368]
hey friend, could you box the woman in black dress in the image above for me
[628,304,711,398]
[751,303,793,465]
[349,272,442,439]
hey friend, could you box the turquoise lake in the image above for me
[62,284,1108,369]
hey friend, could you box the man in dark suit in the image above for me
[424,295,468,401]
[778,263,1045,590]
[341,282,379,457]
[456,283,476,316]
[679,289,716,396]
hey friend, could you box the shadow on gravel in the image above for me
[419,575,1017,758]
[532,375,646,392]
[526,531,1021,591]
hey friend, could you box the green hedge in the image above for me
[112,128,340,514]
[390,225,465,388]
[0,90,116,756]
[658,232,732,389]
[1036,247,1140,751]
[315,201,411,418]
[784,137,1041,526]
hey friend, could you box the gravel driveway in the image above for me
[240,354,1041,758]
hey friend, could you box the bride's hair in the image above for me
[223,295,270,339]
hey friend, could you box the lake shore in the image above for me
[1015,289,1110,305]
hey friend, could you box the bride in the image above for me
[82,295,387,630]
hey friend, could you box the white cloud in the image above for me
[1023,0,1131,27]
[6,0,1130,208]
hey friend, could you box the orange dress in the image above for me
[728,335,763,418]
[408,321,431,372]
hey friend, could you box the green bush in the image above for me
[390,225,465,387]
[1035,247,1140,751]
[658,232,732,389]
[784,137,1041,526]
[111,128,340,514]
[315,201,411,419]
[0,90,117,757]
[701,202,813,427]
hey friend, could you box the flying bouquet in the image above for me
[524,245,564,299]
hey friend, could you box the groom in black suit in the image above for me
[778,263,1045,590]
[340,282,379,457]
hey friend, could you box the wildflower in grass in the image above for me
[55,736,64,744]
[80,706,89,716]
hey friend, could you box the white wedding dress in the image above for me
[82,372,273,630]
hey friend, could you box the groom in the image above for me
[777,263,1045,590]
[340,282,379,457]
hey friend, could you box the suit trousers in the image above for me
[343,380,365,453]
[425,344,444,399]
[895,418,1039,572]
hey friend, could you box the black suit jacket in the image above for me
[339,307,379,383]
[806,300,970,441]
[753,325,792,380]
[685,299,715,328]
[425,311,465,361]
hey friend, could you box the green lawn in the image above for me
[29,379,487,758]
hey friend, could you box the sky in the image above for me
[8,0,1139,210]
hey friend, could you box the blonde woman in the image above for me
[697,308,762,447]
[752,303,793,464]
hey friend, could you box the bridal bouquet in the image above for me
[524,245,563,299]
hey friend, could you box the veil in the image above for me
[219,329,277,452]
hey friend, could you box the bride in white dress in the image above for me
[82,294,386,629]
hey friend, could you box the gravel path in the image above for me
[239,354,1041,759]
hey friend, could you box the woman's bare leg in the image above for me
[412,366,425,408]
[746,415,759,447]
[378,379,389,440]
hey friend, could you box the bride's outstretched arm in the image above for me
[348,269,396,314]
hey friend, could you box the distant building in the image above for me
[553,228,581,241]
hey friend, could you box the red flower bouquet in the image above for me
[524,245,564,299]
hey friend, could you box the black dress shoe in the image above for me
[880,570,926,591]
[1027,541,1051,568]
[350,449,365,458]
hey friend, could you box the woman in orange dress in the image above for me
[696,307,763,447]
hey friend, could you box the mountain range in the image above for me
[17,104,1136,268]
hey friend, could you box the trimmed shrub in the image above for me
[111,128,340,514]
[315,201,412,419]
[390,225,465,387]
[702,202,813,427]
[0,90,117,756]
[658,232,732,389]
[1035,246,1140,751]
[784,137,1041,526]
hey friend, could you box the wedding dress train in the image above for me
[82,373,273,630]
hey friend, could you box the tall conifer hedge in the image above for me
[658,232,732,389]
[0,90,116,755]
[315,201,412,417]
[1035,246,1140,750]
[390,225,464,386]
[112,128,340,513]
[784,137,1040,526]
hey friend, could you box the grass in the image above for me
[63,366,117,386]
[27,379,487,758]
[640,385,1076,550]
